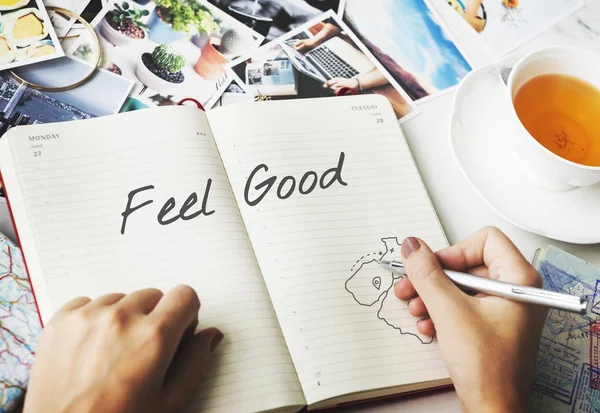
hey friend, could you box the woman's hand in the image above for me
[24,285,223,413]
[395,227,547,413]
[322,77,360,93]
[293,38,318,53]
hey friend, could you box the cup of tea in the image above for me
[505,46,600,190]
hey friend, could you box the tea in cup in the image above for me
[506,46,600,190]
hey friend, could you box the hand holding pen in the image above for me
[391,227,548,413]
[381,260,588,315]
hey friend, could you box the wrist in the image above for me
[460,389,527,413]
[464,404,525,413]
[456,376,528,413]
[354,77,362,91]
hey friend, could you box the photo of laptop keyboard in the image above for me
[306,46,360,79]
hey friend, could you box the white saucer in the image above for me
[450,58,600,244]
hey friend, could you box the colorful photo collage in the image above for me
[0,0,64,70]
[61,0,474,119]
[71,0,265,110]
[225,10,420,120]
[443,0,584,57]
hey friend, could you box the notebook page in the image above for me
[0,107,305,413]
[208,95,450,406]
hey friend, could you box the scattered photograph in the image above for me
[443,0,584,57]
[78,0,105,23]
[0,56,133,137]
[45,0,93,16]
[0,74,91,129]
[46,0,93,36]
[341,0,472,102]
[0,0,64,70]
[56,0,110,55]
[226,10,418,120]
[210,78,253,107]
[71,0,264,109]
[206,0,340,43]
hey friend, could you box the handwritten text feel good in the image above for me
[119,152,347,234]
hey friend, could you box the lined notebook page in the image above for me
[0,107,305,413]
[208,95,450,406]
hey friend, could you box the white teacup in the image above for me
[505,46,600,191]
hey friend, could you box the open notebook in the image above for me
[0,95,451,412]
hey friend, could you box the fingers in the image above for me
[118,288,164,314]
[401,237,464,318]
[416,318,435,337]
[163,327,223,412]
[395,281,430,316]
[434,226,507,269]
[181,317,199,346]
[86,293,126,308]
[394,277,417,300]
[323,78,342,88]
[150,285,201,345]
[394,278,434,337]
[408,297,428,318]
[435,226,541,287]
[58,296,91,312]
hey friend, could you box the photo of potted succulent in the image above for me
[146,0,219,44]
[100,2,149,47]
[135,44,186,91]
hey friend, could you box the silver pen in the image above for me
[379,260,590,315]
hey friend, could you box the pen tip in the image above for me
[378,260,391,265]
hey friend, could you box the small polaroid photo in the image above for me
[225,9,420,122]
[341,0,473,103]
[443,0,584,57]
[205,0,342,44]
[70,0,264,110]
[0,0,65,71]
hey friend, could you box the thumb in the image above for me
[164,327,223,411]
[401,237,464,317]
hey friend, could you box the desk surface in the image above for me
[0,2,599,411]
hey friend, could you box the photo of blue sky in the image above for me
[344,0,472,100]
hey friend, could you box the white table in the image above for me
[1,2,599,412]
